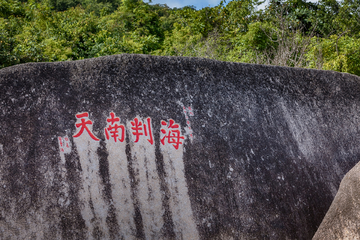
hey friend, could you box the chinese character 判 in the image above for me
[131,117,154,144]
[73,112,99,141]
[161,119,185,150]
[105,112,125,142]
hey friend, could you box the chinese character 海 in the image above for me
[161,119,185,149]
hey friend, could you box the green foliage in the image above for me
[9,3,100,63]
[313,0,340,36]
[0,0,25,18]
[47,0,81,11]
[307,36,360,76]
[336,0,360,36]
[1,0,360,76]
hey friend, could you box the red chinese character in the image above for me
[144,117,154,145]
[73,112,99,141]
[130,117,154,144]
[58,137,63,147]
[105,112,125,142]
[161,119,185,150]
[188,107,194,116]
[182,106,189,120]
[63,136,70,148]
[58,137,64,152]
[131,117,143,143]
[187,126,193,139]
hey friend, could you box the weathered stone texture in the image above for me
[313,161,360,239]
[1,54,360,239]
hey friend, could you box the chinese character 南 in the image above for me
[105,112,125,142]
[161,119,185,150]
[131,117,154,144]
[73,112,99,141]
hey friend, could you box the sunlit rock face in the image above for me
[1,54,360,239]
[313,161,360,240]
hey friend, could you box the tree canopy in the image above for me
[1,0,360,76]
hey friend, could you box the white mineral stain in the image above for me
[280,101,316,161]
[58,136,71,207]
[127,117,164,239]
[160,122,200,240]
[73,119,109,239]
[105,125,136,239]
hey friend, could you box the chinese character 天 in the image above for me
[73,112,100,141]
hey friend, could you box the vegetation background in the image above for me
[1,0,360,76]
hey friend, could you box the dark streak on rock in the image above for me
[89,197,105,239]
[97,140,121,239]
[125,130,145,239]
[154,123,176,239]
[97,140,112,203]
[106,204,121,240]
[92,225,103,240]
[25,112,40,208]
[89,193,96,219]
[61,141,87,240]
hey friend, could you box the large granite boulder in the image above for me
[313,161,360,239]
[1,54,360,239]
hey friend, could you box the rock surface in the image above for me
[1,54,360,239]
[313,161,360,239]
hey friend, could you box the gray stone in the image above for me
[1,54,360,239]
[313,161,360,239]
